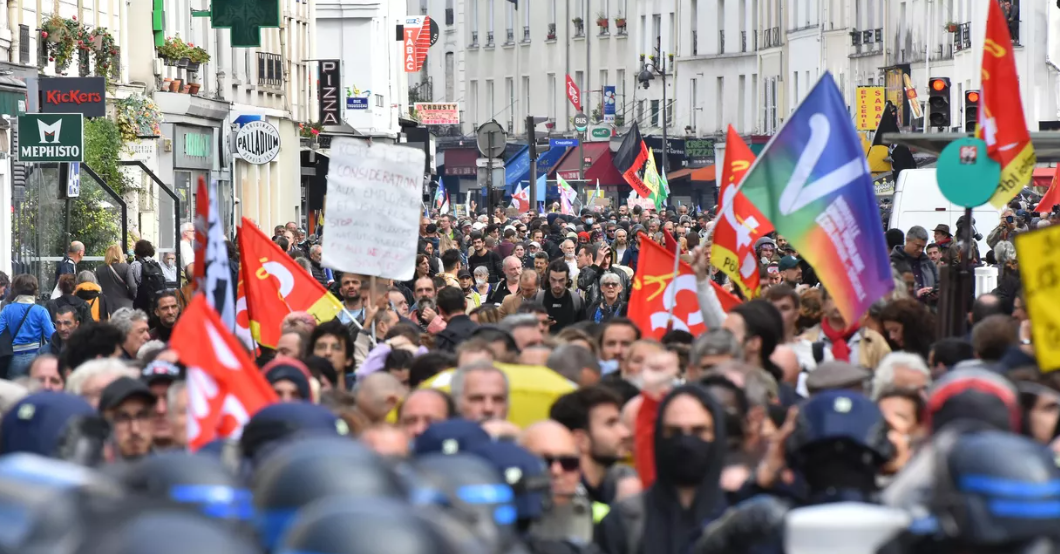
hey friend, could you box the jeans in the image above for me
[7,350,39,378]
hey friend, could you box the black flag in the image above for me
[871,101,917,182]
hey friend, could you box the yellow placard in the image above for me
[1015,227,1060,372]
[855,86,885,131]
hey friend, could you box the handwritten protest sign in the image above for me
[1016,226,1060,372]
[322,137,426,281]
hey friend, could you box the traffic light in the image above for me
[964,90,980,133]
[928,77,951,129]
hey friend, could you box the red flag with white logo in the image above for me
[627,233,739,340]
[170,296,277,451]
[565,74,582,111]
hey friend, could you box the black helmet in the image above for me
[75,507,260,554]
[278,497,457,554]
[931,427,1060,546]
[118,452,252,522]
[410,454,518,553]
[252,437,408,549]
[0,453,126,554]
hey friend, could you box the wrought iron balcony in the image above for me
[257,52,283,88]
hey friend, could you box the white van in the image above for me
[888,168,1000,257]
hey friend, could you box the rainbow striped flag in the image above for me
[738,72,893,324]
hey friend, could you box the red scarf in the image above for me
[821,319,859,362]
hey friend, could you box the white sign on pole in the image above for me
[321,137,426,280]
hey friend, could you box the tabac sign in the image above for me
[17,113,84,162]
[403,16,432,72]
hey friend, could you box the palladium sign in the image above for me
[17,113,84,163]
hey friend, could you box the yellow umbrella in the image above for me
[420,363,576,428]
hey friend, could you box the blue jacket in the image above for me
[0,301,55,349]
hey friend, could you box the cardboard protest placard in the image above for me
[322,137,426,281]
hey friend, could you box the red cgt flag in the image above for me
[238,218,345,348]
[712,127,774,299]
[628,233,740,340]
[170,296,277,451]
[1035,164,1060,214]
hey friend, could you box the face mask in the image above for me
[585,218,594,225]
[598,359,619,375]
[475,277,487,285]
[656,434,714,486]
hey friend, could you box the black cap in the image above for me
[98,377,157,412]
[457,270,472,279]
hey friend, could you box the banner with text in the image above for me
[415,102,460,125]
[322,138,426,280]
[855,86,885,131]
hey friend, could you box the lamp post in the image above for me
[638,50,668,173]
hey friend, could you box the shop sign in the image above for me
[236,120,281,165]
[38,77,106,118]
[17,113,83,162]
[175,126,213,169]
[686,139,716,167]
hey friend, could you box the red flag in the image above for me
[976,0,1035,208]
[662,229,680,255]
[192,177,209,291]
[238,218,345,348]
[712,127,774,298]
[628,233,739,340]
[170,296,277,451]
[1035,165,1060,214]
[565,74,582,111]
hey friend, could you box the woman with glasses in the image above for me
[586,273,627,324]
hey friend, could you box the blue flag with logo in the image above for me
[738,72,892,325]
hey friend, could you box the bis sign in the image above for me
[17,113,84,163]
[236,120,281,165]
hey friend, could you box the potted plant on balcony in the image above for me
[41,14,78,72]
[572,16,583,32]
[157,36,188,66]
[596,12,608,28]
[187,45,210,72]
[945,21,958,32]
[615,15,626,29]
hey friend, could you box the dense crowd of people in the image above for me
[0,197,1055,554]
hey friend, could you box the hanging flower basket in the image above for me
[187,62,200,72]
[597,17,609,28]
[115,93,164,141]
[945,22,958,32]
[615,18,626,28]
[157,35,189,66]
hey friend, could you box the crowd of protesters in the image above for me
[0,196,1055,554]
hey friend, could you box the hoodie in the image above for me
[596,385,727,554]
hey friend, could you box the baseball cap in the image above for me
[754,236,777,250]
[98,377,157,413]
[457,269,472,279]
[414,419,491,456]
[529,241,541,249]
[472,222,486,231]
[141,360,182,386]
[0,392,96,456]
[565,232,578,240]
[778,256,800,272]
[796,390,886,453]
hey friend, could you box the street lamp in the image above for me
[638,51,668,173]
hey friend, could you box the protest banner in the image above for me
[1016,227,1060,372]
[322,137,426,281]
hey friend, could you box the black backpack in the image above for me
[135,258,167,312]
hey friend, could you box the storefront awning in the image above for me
[666,168,694,182]
[1033,166,1055,188]
[553,142,623,183]
[691,165,716,181]
[443,148,479,177]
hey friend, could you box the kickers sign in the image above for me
[39,77,106,118]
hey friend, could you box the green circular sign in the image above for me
[936,137,1001,208]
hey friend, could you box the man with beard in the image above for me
[539,259,586,333]
[149,291,181,342]
[336,272,365,327]
[467,232,503,282]
[551,386,639,518]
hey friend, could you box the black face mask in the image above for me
[656,434,714,486]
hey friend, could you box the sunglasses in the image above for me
[542,455,580,472]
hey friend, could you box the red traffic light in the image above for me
[931,79,948,92]
[966,91,980,103]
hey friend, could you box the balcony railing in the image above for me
[953,22,972,52]
[486,31,495,46]
[523,26,530,42]
[18,24,29,65]
[718,30,725,54]
[257,52,283,88]
[505,29,514,44]
[741,30,747,52]
[470,31,479,46]
[547,23,556,40]
[761,27,780,48]
[445,8,454,25]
